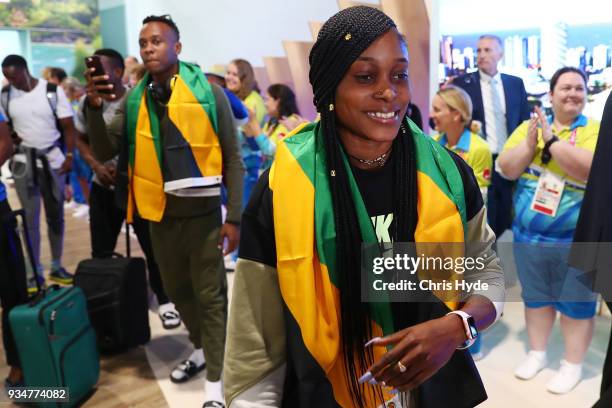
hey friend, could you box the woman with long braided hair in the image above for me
[224,6,504,408]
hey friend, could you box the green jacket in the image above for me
[85,81,244,223]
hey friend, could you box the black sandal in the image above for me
[202,401,225,408]
[170,360,206,383]
[160,310,181,330]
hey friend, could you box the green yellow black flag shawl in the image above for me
[269,119,467,407]
[125,61,221,222]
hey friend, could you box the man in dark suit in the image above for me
[453,35,530,237]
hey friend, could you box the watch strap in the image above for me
[541,135,559,164]
[446,310,477,350]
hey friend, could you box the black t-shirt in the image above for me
[350,152,396,244]
[350,149,484,244]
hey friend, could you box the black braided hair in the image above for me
[309,6,418,406]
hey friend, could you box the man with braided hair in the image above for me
[224,6,504,408]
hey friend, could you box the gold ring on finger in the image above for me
[397,361,407,373]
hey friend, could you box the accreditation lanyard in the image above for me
[568,128,577,146]
[530,128,578,217]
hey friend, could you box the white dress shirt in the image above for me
[480,70,508,154]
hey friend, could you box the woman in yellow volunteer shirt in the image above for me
[263,84,302,144]
[242,83,304,170]
[498,67,599,394]
[431,86,492,197]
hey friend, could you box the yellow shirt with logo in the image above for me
[434,129,492,189]
[501,114,600,242]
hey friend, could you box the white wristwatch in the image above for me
[446,310,478,350]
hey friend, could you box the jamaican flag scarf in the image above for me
[269,119,467,407]
[126,61,221,222]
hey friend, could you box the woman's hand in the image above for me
[359,314,466,393]
[534,106,553,142]
[498,114,543,179]
[243,108,262,137]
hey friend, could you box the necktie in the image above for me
[486,77,508,154]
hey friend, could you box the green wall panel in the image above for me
[100,5,127,56]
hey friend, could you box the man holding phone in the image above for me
[84,15,244,408]
[76,48,181,330]
[0,55,76,287]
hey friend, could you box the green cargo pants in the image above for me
[150,208,227,381]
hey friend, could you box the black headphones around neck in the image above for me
[147,77,173,104]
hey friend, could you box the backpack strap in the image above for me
[45,82,59,120]
[45,82,67,152]
[1,85,11,123]
[1,83,59,119]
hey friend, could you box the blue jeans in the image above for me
[69,150,92,204]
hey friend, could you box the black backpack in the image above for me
[0,82,66,151]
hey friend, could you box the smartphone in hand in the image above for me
[85,55,112,94]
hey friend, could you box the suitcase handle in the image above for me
[125,223,131,257]
[2,209,41,293]
[28,284,62,307]
[91,251,125,259]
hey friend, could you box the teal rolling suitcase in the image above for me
[8,209,99,407]
[9,285,100,407]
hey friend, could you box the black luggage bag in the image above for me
[74,224,150,353]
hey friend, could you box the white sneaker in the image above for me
[72,204,90,218]
[514,350,548,380]
[546,360,582,394]
[64,200,77,210]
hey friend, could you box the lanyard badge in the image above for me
[531,170,565,217]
